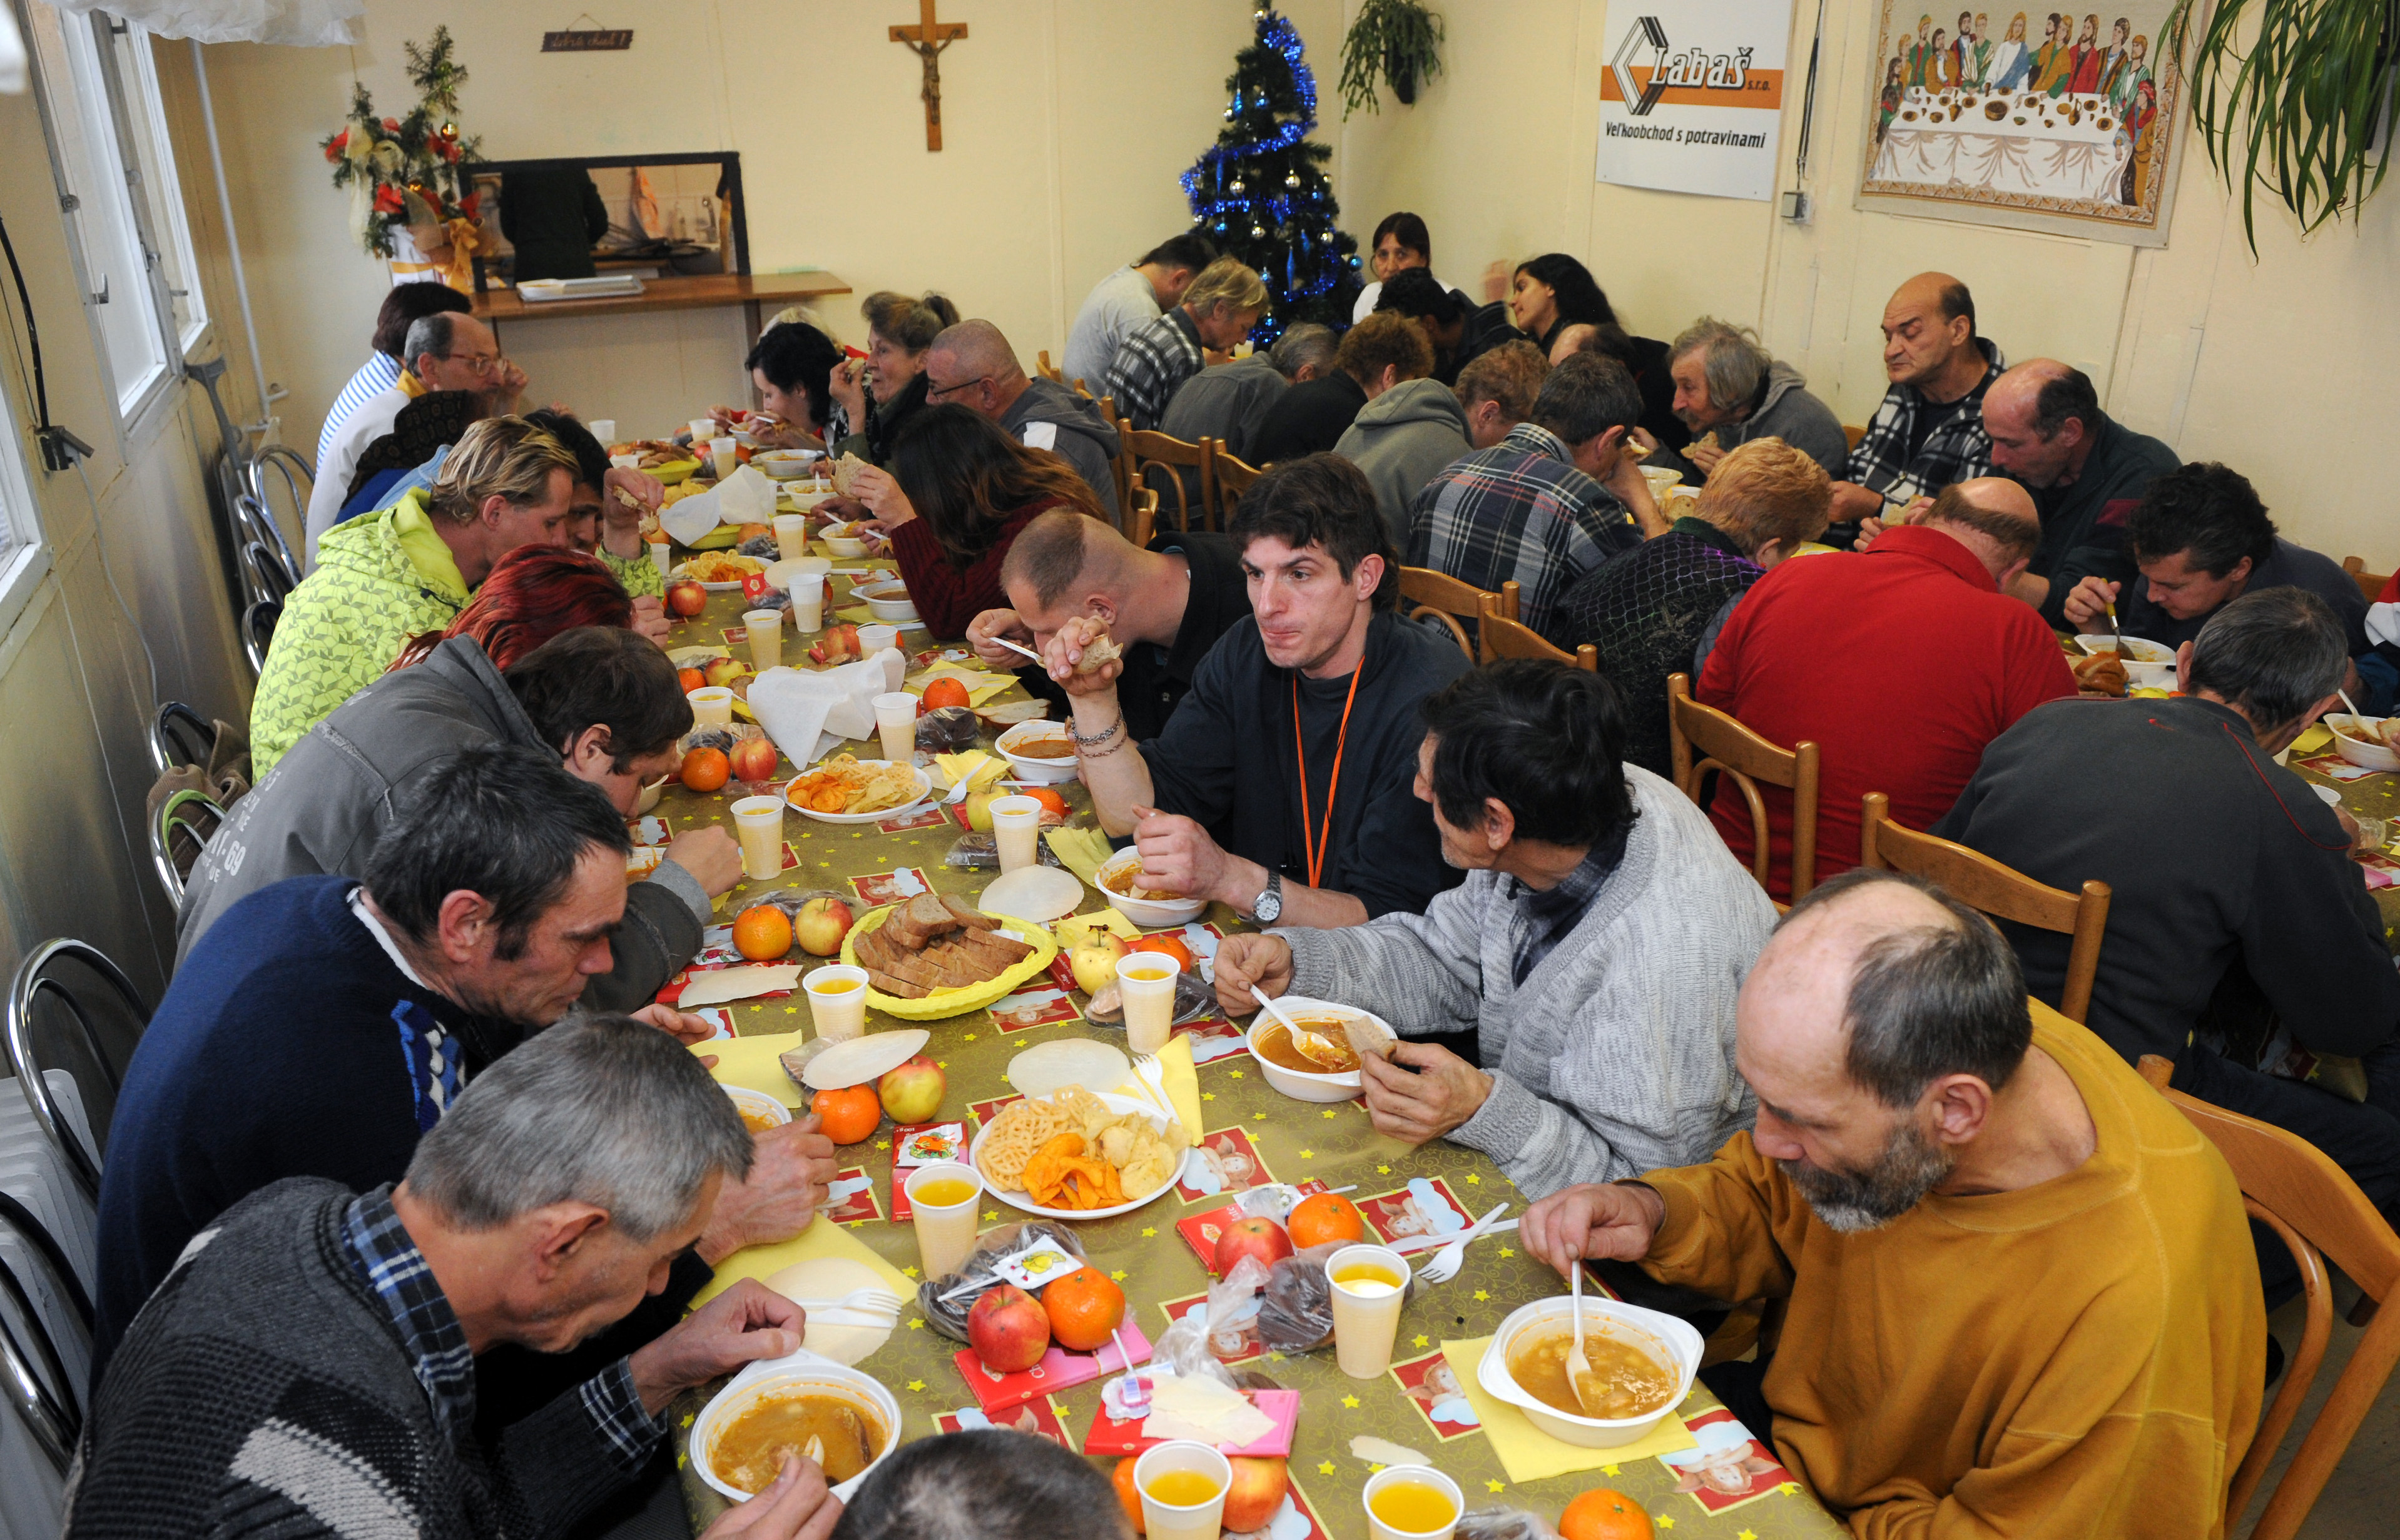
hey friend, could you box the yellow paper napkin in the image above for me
[1113,1032,1203,1143]
[933,751,1007,793]
[693,1213,915,1309]
[696,1030,810,1108]
[2291,724,2334,757]
[1439,1337,1696,1481]
[1056,908,1139,947]
[1045,827,1117,885]
[835,605,876,624]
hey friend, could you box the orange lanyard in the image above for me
[1293,669,1363,890]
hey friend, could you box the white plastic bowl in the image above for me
[853,580,920,623]
[753,450,820,480]
[823,535,872,559]
[691,1353,900,1504]
[634,773,669,815]
[1476,1295,1700,1449]
[2327,714,2400,773]
[725,1085,790,1130]
[1092,849,1208,927]
[1243,996,1398,1103]
[995,721,1081,786]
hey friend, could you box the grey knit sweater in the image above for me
[1281,766,1773,1197]
[68,1178,640,1540]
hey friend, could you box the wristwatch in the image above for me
[1252,870,1284,924]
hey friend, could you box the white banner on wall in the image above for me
[1596,1,1794,202]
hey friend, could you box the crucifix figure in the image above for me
[890,0,968,151]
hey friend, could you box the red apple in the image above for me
[793,895,853,957]
[728,736,779,783]
[666,579,707,618]
[1221,1457,1290,1533]
[1213,1216,1294,1279]
[878,1053,945,1124]
[967,1283,1050,1373]
[808,622,862,666]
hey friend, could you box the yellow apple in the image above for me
[702,655,748,688]
[1069,935,1129,995]
[964,788,999,833]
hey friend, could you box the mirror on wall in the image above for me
[456,152,750,291]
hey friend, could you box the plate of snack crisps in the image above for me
[970,1085,1187,1221]
[674,552,769,590]
[783,756,933,823]
[839,898,1059,1019]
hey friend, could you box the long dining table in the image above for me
[653,549,1847,1540]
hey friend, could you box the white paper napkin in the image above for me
[718,464,775,524]
[746,651,908,763]
[660,484,721,546]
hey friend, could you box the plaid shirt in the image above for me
[342,1185,664,1470]
[1405,422,1639,636]
[1509,831,1629,987]
[1843,338,2007,512]
[1103,306,1204,432]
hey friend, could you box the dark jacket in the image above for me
[2117,537,2371,656]
[1935,696,2400,1066]
[1162,353,1290,467]
[2033,413,2181,628]
[1334,378,1473,547]
[176,637,705,1013]
[1142,609,1469,918]
[836,372,932,465]
[1250,370,1370,465]
[499,166,609,282]
[1000,377,1121,520]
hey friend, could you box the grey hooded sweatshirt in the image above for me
[1650,359,1850,485]
[176,637,707,1011]
[1335,377,1473,547]
[1001,376,1121,520]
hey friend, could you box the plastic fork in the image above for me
[1409,1202,1512,1284]
[1129,1050,1175,1122]
[783,1287,904,1313]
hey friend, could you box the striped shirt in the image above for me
[1103,307,1205,432]
[318,353,403,472]
[1405,422,1639,636]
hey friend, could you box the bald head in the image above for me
[1918,477,2040,582]
[1879,272,1979,392]
[1548,322,1597,366]
[1983,360,2099,489]
[924,320,1030,419]
[997,508,1152,639]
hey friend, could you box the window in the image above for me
[21,4,200,429]
[0,352,50,641]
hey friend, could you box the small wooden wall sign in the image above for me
[542,29,633,52]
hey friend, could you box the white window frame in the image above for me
[0,355,53,643]
[96,11,207,357]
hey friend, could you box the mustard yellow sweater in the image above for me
[1642,1005,2264,1538]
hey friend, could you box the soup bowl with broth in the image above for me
[725,1085,793,1134]
[1477,1295,1699,1448]
[693,1352,901,1503]
[1244,998,1398,1103]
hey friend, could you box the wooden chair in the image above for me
[2341,555,2390,606]
[1667,672,1819,900]
[1476,592,1596,671]
[1842,423,1868,452]
[1859,793,2112,1024]
[2133,1054,2400,1540]
[1400,567,1493,661]
[1121,429,1216,534]
[1211,446,1263,526]
[1124,484,1159,552]
[1035,350,1064,383]
[1097,397,1131,523]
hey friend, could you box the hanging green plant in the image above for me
[2164,0,2400,251]
[1338,0,1445,118]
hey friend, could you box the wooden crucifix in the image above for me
[890,0,967,151]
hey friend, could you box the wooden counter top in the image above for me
[472,270,852,324]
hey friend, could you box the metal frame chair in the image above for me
[5,940,150,1198]
[148,701,216,778]
[1667,671,1821,901]
[150,789,226,908]
[242,598,282,677]
[0,1249,80,1475]
[1859,792,2113,1023]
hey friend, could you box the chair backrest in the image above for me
[5,940,150,1198]
[238,531,297,607]
[150,788,226,908]
[1666,672,1819,899]
[1211,445,1263,527]
[2341,555,2390,607]
[1476,592,1596,671]
[1842,423,1867,452]
[1124,484,1159,552]
[1400,567,1493,661]
[242,597,282,677]
[1123,429,1216,534]
[244,445,310,575]
[1859,792,2112,1023]
[0,1247,81,1476]
[1097,397,1131,518]
[1035,350,1063,383]
[148,700,216,778]
[2133,1055,2400,1540]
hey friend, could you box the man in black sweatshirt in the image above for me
[1936,588,2400,1296]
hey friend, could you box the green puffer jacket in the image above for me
[249,490,466,779]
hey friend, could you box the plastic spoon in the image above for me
[1567,1258,1604,1416]
[988,635,1044,667]
[1248,985,1340,1061]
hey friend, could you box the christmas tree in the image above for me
[1181,6,1361,340]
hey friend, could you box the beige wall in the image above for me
[1335,0,2391,564]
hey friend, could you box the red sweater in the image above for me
[1696,525,2077,899]
[884,497,1062,639]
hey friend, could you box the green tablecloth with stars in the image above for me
[658,573,1848,1540]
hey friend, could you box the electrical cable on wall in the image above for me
[0,209,89,469]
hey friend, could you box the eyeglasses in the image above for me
[924,374,992,401]
[440,350,505,378]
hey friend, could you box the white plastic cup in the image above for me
[793,573,826,632]
[1363,1466,1463,1540]
[989,794,1042,876]
[773,514,810,561]
[903,1160,985,1280]
[586,418,617,444]
[609,452,641,472]
[1133,1442,1231,1540]
[857,622,898,654]
[804,964,870,1042]
[689,417,716,442]
[1116,950,1179,1055]
[1326,1243,1409,1379]
[872,692,918,765]
[688,686,735,726]
[648,540,673,581]
[730,794,786,880]
[710,435,738,480]
[743,609,783,671]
